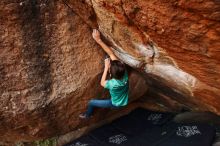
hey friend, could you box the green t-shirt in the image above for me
[104,72,129,106]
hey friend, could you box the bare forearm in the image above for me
[92,29,118,60]
[100,68,108,87]
[97,40,118,60]
[97,40,113,55]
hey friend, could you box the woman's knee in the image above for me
[88,99,96,105]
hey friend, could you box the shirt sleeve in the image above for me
[104,80,113,90]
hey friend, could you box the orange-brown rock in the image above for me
[0,0,220,144]
[86,0,220,113]
[0,0,148,143]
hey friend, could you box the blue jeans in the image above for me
[85,99,117,117]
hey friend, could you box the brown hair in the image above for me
[110,60,126,79]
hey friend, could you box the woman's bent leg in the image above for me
[85,99,113,117]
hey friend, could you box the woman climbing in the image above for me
[79,29,129,119]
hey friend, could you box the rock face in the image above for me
[67,0,220,113]
[0,0,219,143]
[0,0,148,143]
[86,0,220,113]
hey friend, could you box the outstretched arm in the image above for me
[100,58,110,87]
[92,29,118,61]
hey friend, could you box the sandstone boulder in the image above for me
[0,0,148,143]
[0,0,220,143]
[66,0,220,113]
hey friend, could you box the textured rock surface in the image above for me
[0,0,220,143]
[86,0,220,114]
[0,0,148,143]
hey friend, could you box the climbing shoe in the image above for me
[79,113,89,119]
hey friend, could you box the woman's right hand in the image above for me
[104,58,110,70]
[92,29,102,43]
